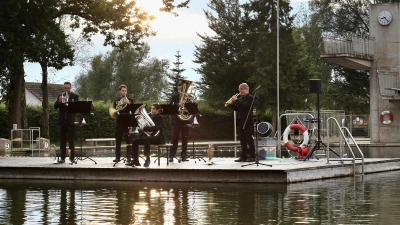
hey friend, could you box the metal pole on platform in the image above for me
[234,111,237,157]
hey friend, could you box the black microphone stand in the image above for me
[242,88,272,167]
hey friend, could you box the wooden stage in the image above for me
[1,156,400,183]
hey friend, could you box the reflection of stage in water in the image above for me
[3,171,400,224]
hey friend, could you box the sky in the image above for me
[23,0,308,85]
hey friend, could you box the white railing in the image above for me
[323,37,374,56]
[11,127,42,156]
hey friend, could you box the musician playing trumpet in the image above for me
[113,84,134,163]
[229,83,256,162]
[54,81,79,163]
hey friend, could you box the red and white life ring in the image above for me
[380,110,393,125]
[282,124,309,158]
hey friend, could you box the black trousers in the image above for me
[132,136,161,159]
[115,127,129,159]
[238,124,255,158]
[59,122,75,160]
[170,123,189,157]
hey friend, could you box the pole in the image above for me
[277,0,280,151]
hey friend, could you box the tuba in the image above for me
[109,95,128,119]
[134,104,159,136]
[178,79,197,121]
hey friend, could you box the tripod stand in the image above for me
[74,122,97,165]
[242,86,272,167]
[303,85,339,160]
[68,101,97,165]
[185,123,206,163]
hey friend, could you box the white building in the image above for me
[25,82,64,105]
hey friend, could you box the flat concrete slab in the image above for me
[1,156,399,183]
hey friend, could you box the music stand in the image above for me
[68,101,96,165]
[113,104,141,166]
[183,103,206,163]
[151,104,180,163]
[160,104,179,116]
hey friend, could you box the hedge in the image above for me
[0,102,235,142]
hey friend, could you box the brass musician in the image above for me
[112,84,134,163]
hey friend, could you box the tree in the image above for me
[1,0,189,138]
[304,0,371,114]
[0,0,34,136]
[194,0,247,115]
[74,44,169,103]
[194,0,311,131]
[166,51,187,98]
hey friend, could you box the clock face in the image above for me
[378,10,392,26]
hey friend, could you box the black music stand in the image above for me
[183,103,206,163]
[113,104,141,166]
[153,104,180,163]
[68,101,96,165]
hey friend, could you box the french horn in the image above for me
[109,95,128,119]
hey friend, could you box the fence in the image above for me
[284,111,369,138]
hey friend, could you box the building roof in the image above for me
[25,82,64,102]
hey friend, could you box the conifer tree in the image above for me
[166,51,187,98]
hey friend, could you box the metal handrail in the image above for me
[10,127,42,156]
[322,36,374,56]
[326,117,364,176]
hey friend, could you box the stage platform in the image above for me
[1,156,399,183]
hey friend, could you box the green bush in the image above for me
[0,101,235,142]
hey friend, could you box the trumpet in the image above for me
[61,92,69,106]
[224,93,240,107]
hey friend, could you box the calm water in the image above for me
[1,171,400,224]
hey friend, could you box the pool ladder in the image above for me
[326,117,364,177]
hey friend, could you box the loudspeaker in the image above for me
[309,79,322,94]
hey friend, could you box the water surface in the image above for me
[1,170,400,224]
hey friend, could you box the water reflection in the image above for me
[1,171,400,224]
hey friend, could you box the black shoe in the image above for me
[125,160,133,166]
[57,159,65,164]
[113,158,120,163]
[234,157,246,162]
[180,156,189,162]
[144,158,150,167]
[246,157,255,162]
[169,158,174,162]
[133,160,141,166]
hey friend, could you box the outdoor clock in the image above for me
[378,10,392,26]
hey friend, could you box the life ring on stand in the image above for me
[282,124,310,159]
[380,111,393,124]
